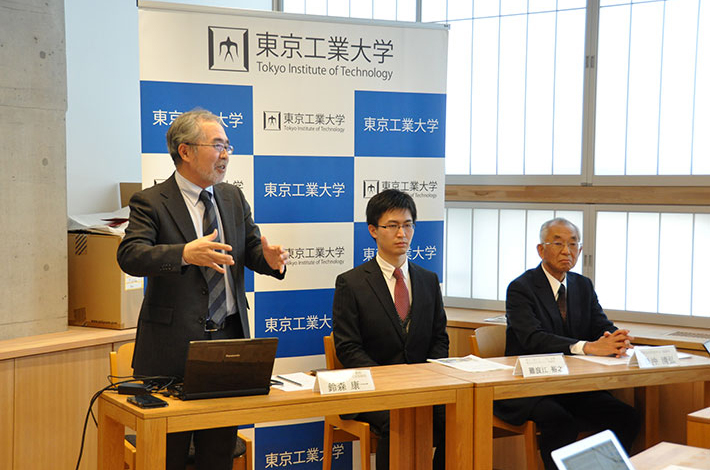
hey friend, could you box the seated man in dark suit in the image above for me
[494,217,640,470]
[332,189,448,470]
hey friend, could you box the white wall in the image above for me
[64,0,271,215]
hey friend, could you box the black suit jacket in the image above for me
[495,264,616,424]
[117,173,284,378]
[332,258,449,368]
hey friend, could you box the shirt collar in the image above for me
[175,170,213,207]
[376,254,409,281]
[541,263,566,296]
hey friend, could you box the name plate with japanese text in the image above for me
[514,353,569,378]
[629,345,679,369]
[314,369,375,395]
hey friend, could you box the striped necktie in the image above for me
[199,190,228,327]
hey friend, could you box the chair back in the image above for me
[323,334,344,370]
[470,325,506,358]
[109,342,135,384]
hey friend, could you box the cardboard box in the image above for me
[68,232,143,329]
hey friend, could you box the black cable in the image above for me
[87,375,177,426]
[75,375,180,470]
[75,383,115,470]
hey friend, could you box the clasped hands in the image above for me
[182,230,288,274]
[583,329,634,358]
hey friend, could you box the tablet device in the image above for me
[551,429,635,470]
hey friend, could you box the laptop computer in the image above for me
[551,430,635,470]
[175,337,278,400]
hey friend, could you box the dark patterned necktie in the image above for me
[557,284,567,323]
[199,190,227,326]
[393,267,410,321]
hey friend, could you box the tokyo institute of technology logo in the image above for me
[263,111,281,131]
[208,26,249,72]
[363,180,380,198]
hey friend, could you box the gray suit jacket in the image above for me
[117,173,283,378]
[332,258,449,368]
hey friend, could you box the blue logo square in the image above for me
[140,81,253,154]
[253,156,354,223]
[256,421,351,469]
[355,91,446,158]
[245,268,254,292]
[254,289,335,358]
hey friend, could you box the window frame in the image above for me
[588,204,710,329]
[278,0,710,329]
[444,200,710,329]
[444,201,591,309]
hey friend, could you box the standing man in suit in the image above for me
[332,189,448,470]
[495,217,640,469]
[117,109,288,470]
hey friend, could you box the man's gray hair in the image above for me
[539,218,581,243]
[166,109,221,165]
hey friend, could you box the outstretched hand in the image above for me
[182,229,234,273]
[262,235,288,273]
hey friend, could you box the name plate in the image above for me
[314,369,375,395]
[514,353,569,378]
[629,345,679,369]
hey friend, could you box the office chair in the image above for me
[470,325,539,469]
[109,342,253,470]
[322,334,378,470]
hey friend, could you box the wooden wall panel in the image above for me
[14,344,111,470]
[446,185,710,206]
[0,360,14,469]
[658,382,703,445]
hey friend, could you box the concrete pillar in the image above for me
[0,0,68,339]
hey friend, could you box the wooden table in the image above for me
[687,406,710,448]
[97,363,473,470]
[630,441,710,469]
[428,354,710,470]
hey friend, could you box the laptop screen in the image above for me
[551,430,635,470]
[179,337,278,400]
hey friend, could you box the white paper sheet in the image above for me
[428,355,513,373]
[270,372,316,392]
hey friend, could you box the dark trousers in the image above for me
[166,316,242,470]
[166,426,238,470]
[529,391,640,470]
[354,404,446,470]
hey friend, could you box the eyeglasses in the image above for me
[542,241,582,251]
[185,142,234,154]
[377,222,415,233]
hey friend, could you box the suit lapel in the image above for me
[160,173,198,243]
[213,184,236,247]
[213,184,241,295]
[363,259,406,343]
[533,264,565,334]
[407,263,425,337]
[566,273,580,336]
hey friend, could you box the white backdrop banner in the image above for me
[138,2,447,468]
